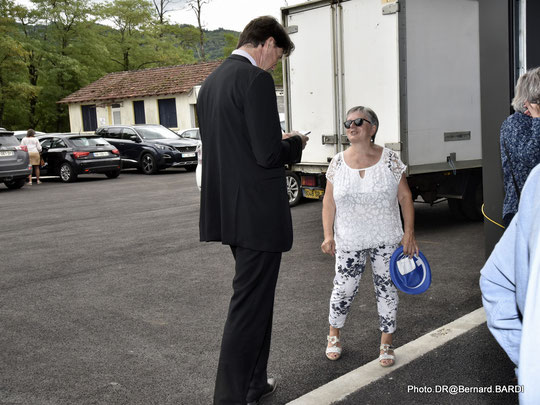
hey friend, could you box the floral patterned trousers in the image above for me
[329,244,399,333]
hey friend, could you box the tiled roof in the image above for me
[59,60,222,104]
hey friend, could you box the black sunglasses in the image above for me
[344,118,372,129]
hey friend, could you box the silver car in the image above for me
[0,129,32,189]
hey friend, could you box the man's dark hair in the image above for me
[237,16,295,56]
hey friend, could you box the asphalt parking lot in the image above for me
[0,170,516,404]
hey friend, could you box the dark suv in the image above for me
[95,125,199,174]
[0,128,32,189]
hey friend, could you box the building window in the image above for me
[112,104,121,125]
[81,105,97,132]
[158,98,178,128]
[190,104,198,127]
[133,100,146,124]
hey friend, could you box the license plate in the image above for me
[182,152,196,158]
[93,152,109,157]
[0,150,14,157]
[303,188,325,200]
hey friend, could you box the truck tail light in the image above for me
[112,149,120,155]
[301,175,316,187]
[16,145,28,152]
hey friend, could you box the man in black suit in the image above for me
[197,16,309,405]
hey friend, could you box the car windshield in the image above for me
[136,126,179,140]
[0,135,20,147]
[70,137,109,147]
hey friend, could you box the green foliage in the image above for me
[0,0,238,132]
[204,28,237,60]
[272,60,283,87]
[222,32,238,58]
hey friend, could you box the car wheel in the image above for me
[286,171,302,207]
[59,162,77,183]
[185,165,197,172]
[140,153,157,175]
[105,169,121,178]
[4,178,26,189]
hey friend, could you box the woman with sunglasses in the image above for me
[320,106,418,366]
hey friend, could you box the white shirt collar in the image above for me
[231,49,257,67]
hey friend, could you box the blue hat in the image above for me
[389,246,431,295]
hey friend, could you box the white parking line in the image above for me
[287,308,487,405]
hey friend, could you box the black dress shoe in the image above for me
[247,378,277,405]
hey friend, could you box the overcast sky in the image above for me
[13,0,308,31]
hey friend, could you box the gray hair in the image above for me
[346,106,379,142]
[512,67,540,112]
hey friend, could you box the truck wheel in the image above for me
[448,198,467,221]
[286,171,302,207]
[4,178,26,189]
[461,179,483,221]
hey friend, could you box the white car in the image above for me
[13,130,46,141]
[178,128,202,189]
[195,143,202,190]
[177,127,200,141]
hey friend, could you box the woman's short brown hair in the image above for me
[237,16,295,56]
[27,129,35,137]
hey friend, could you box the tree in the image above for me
[222,32,237,58]
[146,23,196,67]
[98,0,156,71]
[185,0,211,60]
[152,0,183,24]
[0,0,37,129]
[9,4,47,128]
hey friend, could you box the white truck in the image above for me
[282,0,483,220]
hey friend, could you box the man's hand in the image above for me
[299,134,309,149]
[283,131,309,149]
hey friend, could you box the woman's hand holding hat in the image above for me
[400,230,418,258]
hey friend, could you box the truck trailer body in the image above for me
[282,0,484,219]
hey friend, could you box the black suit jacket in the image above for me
[197,54,303,252]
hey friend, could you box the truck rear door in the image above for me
[283,0,401,164]
[284,1,341,165]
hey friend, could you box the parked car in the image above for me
[0,128,32,189]
[13,130,46,141]
[195,143,202,190]
[96,124,199,174]
[177,127,200,141]
[38,133,121,182]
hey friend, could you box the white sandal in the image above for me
[379,343,395,367]
[326,335,342,360]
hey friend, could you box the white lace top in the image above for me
[20,137,42,153]
[326,147,407,251]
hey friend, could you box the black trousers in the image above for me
[213,246,282,405]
